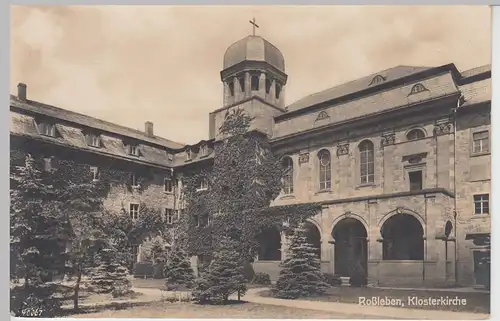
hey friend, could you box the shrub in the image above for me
[252,272,271,285]
[323,273,342,286]
[153,262,165,279]
[349,261,367,287]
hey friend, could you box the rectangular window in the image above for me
[165,208,174,224]
[90,166,100,181]
[43,157,52,172]
[164,177,173,193]
[131,244,139,263]
[186,149,192,161]
[409,170,423,191]
[38,122,56,137]
[474,194,489,215]
[472,131,489,154]
[129,203,139,220]
[130,173,138,187]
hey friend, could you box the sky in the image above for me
[10,5,491,145]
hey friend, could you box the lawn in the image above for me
[258,287,490,314]
[66,301,389,319]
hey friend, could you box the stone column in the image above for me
[244,72,251,98]
[328,237,335,274]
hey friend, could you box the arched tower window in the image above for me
[318,150,331,190]
[359,140,374,184]
[238,76,245,93]
[406,128,425,141]
[276,83,282,99]
[251,75,260,91]
[282,157,293,195]
[228,81,235,96]
[265,78,272,94]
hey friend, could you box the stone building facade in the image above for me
[9,34,491,287]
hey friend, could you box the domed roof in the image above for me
[223,35,285,72]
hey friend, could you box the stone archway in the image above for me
[304,221,321,259]
[332,218,368,277]
[381,214,424,260]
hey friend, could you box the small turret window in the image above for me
[265,79,272,94]
[251,75,259,91]
[276,83,282,99]
[238,76,245,93]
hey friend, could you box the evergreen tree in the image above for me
[10,154,68,288]
[89,247,131,295]
[193,236,247,304]
[164,245,195,290]
[272,222,329,299]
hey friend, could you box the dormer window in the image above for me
[316,111,329,121]
[37,122,56,137]
[409,83,428,95]
[369,75,386,86]
[186,149,192,161]
[167,153,174,161]
[200,144,208,157]
[86,133,101,148]
[127,144,140,157]
[197,178,208,191]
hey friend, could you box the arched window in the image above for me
[228,81,234,96]
[406,128,425,141]
[318,150,331,190]
[251,75,260,91]
[359,140,374,184]
[282,157,294,195]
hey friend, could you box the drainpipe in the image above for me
[453,93,464,286]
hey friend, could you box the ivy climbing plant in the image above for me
[181,108,322,262]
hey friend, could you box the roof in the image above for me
[460,64,491,79]
[10,95,185,150]
[459,77,491,106]
[10,111,176,169]
[285,65,432,112]
[223,35,285,72]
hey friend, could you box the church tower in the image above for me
[209,20,288,140]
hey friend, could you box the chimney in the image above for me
[145,121,154,137]
[17,83,27,101]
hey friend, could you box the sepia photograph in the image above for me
[9,5,492,319]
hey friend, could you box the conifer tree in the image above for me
[272,222,329,299]
[164,245,195,290]
[89,247,131,295]
[193,236,247,304]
